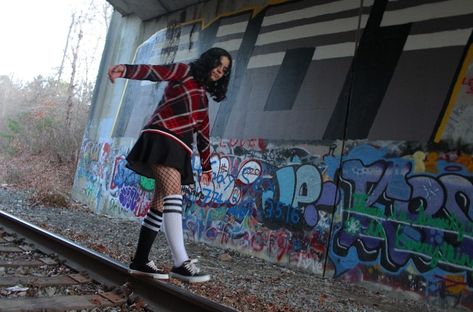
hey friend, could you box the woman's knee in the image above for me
[153,165,182,195]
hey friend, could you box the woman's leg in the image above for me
[132,181,163,266]
[154,165,210,283]
[152,165,188,267]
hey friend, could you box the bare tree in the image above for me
[57,13,75,85]
[62,0,112,125]
[65,21,83,126]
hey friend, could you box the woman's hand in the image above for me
[108,64,126,83]
[200,171,212,186]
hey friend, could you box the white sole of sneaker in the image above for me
[170,272,210,283]
[129,269,169,280]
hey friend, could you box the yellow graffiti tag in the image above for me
[180,0,291,29]
[444,274,467,295]
[424,152,439,173]
[457,153,473,172]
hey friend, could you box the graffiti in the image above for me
[263,199,301,226]
[140,176,155,191]
[464,77,473,95]
[72,0,473,307]
[110,155,140,191]
[261,164,338,231]
[328,144,473,310]
[262,164,320,229]
[344,195,473,270]
[201,157,240,205]
[109,161,151,217]
[75,137,473,309]
[195,154,264,206]
[432,274,468,307]
[75,140,152,217]
[77,138,335,275]
[333,168,473,272]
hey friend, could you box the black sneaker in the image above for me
[129,260,169,279]
[170,259,210,283]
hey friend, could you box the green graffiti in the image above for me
[365,219,385,239]
[351,193,384,218]
[406,205,466,242]
[352,193,368,210]
[140,176,155,191]
[346,193,473,270]
[348,193,472,241]
[396,227,473,270]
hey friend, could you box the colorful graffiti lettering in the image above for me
[75,138,473,309]
[75,140,151,218]
[329,145,473,309]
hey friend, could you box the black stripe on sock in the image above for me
[144,218,161,227]
[164,202,182,208]
[163,209,183,214]
[146,213,162,223]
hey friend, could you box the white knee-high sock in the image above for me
[162,195,188,267]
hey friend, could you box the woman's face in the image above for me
[209,56,230,81]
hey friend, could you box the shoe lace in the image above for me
[146,261,159,271]
[184,259,201,275]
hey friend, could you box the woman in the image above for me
[108,47,232,283]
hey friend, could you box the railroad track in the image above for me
[0,210,236,312]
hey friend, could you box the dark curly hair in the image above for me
[190,47,232,102]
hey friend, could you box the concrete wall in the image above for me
[73,0,473,309]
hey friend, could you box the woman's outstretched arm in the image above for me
[108,63,190,83]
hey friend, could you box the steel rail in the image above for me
[0,209,237,312]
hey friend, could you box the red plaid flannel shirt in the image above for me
[122,63,211,173]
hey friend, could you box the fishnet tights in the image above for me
[149,165,181,213]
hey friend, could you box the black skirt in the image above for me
[126,128,195,185]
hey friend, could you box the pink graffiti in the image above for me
[110,155,126,190]
[268,230,290,262]
[134,189,151,217]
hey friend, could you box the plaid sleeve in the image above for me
[123,63,190,81]
[196,113,212,173]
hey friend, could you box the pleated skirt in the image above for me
[126,128,194,185]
